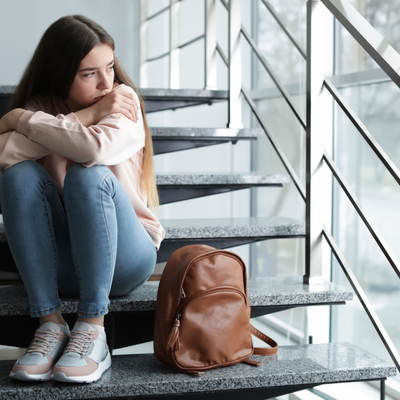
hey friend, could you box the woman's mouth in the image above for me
[94,95,105,101]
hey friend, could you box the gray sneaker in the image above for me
[51,321,111,383]
[10,322,70,381]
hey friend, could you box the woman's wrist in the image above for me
[74,107,97,127]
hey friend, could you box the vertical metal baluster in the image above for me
[228,0,243,128]
[304,0,331,285]
[205,0,217,90]
[169,0,180,89]
[140,0,148,88]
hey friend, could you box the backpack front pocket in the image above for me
[168,288,253,371]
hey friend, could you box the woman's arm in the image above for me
[0,109,25,135]
[0,131,51,171]
[15,85,145,167]
[0,108,51,172]
[75,84,139,127]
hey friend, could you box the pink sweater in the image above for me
[0,84,165,249]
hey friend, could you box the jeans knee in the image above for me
[0,161,50,203]
[64,164,112,199]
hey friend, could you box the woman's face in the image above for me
[65,44,115,112]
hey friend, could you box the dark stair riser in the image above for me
[158,183,283,205]
[0,302,346,352]
[153,137,254,154]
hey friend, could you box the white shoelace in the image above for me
[27,331,61,355]
[64,331,95,356]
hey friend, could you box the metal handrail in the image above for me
[323,151,400,280]
[242,87,306,201]
[179,34,205,50]
[322,225,400,371]
[324,77,400,187]
[321,0,400,90]
[146,5,170,21]
[147,51,170,63]
[260,0,306,60]
[217,0,307,200]
[216,44,228,66]
[241,25,306,130]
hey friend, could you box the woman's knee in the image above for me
[0,161,51,204]
[64,164,111,198]
[1,161,47,189]
[110,252,156,297]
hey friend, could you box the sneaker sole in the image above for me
[51,352,111,383]
[10,369,52,381]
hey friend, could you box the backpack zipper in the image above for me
[166,314,181,351]
[166,287,247,354]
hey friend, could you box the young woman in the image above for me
[0,15,164,383]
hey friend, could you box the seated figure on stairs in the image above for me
[0,15,165,383]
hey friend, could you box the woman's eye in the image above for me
[84,72,95,77]
[108,65,115,72]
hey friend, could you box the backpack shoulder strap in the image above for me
[250,324,278,355]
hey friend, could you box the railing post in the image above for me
[140,0,148,88]
[304,0,332,285]
[205,0,217,90]
[169,0,180,89]
[228,0,243,128]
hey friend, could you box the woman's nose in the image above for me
[98,73,112,90]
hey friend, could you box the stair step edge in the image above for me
[161,217,305,239]
[0,343,395,400]
[151,127,263,138]
[0,277,353,316]
[156,173,290,185]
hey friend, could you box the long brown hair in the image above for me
[9,15,159,208]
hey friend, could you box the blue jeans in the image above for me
[0,161,156,318]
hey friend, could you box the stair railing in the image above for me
[310,0,400,370]
[221,0,400,372]
[139,0,400,371]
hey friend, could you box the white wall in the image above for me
[0,0,140,85]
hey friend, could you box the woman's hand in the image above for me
[0,109,25,135]
[75,84,139,127]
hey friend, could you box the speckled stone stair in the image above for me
[157,216,305,262]
[156,172,289,204]
[0,277,353,317]
[0,343,395,400]
[151,127,262,154]
[0,217,305,269]
[0,277,352,350]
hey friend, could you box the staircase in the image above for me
[0,87,396,399]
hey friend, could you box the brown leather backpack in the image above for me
[153,244,278,375]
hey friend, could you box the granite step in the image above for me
[137,88,228,113]
[0,217,305,271]
[156,171,289,204]
[157,216,305,263]
[151,127,262,154]
[0,343,395,400]
[0,277,353,318]
[0,277,352,350]
[0,86,228,118]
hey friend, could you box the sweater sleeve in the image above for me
[16,85,145,167]
[0,131,51,172]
